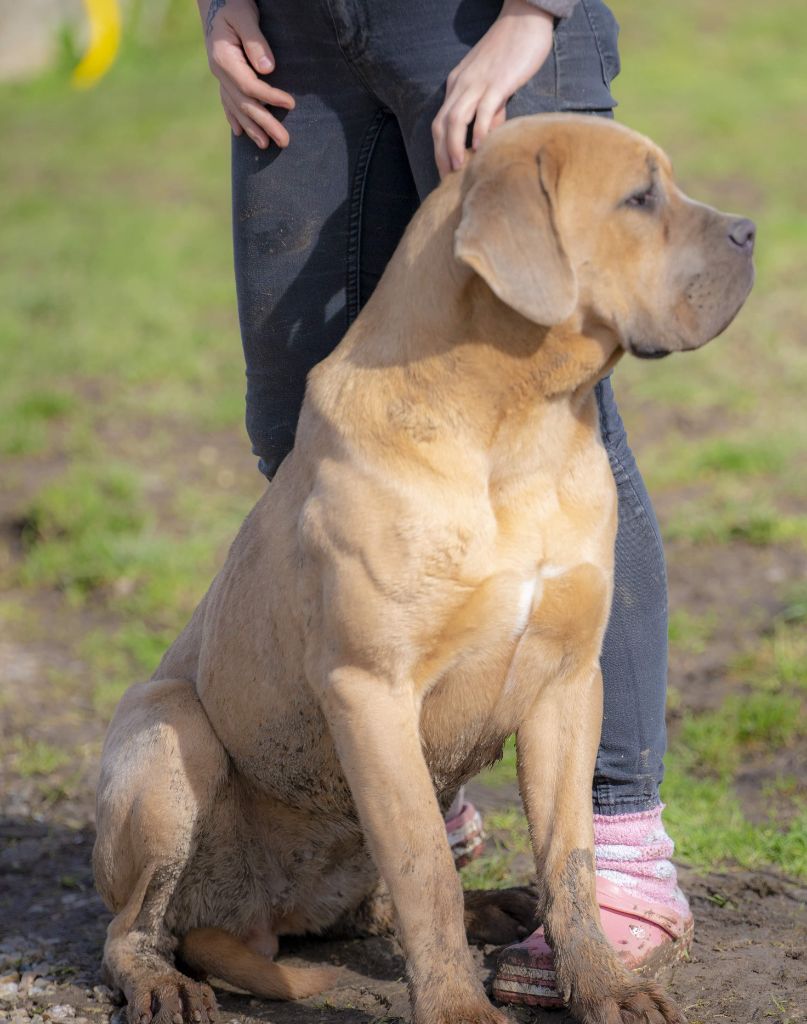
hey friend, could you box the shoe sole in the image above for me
[448,808,486,868]
[451,830,485,868]
[492,917,694,1009]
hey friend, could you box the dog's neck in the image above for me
[308,181,623,471]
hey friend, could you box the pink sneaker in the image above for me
[445,802,486,868]
[492,876,694,1007]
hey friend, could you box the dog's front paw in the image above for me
[419,1002,510,1024]
[571,977,685,1024]
[463,885,539,944]
[128,972,218,1024]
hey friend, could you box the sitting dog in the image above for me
[93,114,755,1024]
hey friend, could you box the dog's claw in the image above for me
[572,978,685,1024]
[128,975,218,1024]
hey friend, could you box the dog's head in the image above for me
[454,114,755,357]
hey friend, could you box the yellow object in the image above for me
[71,0,122,89]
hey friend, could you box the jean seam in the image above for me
[596,384,668,595]
[346,109,389,326]
[609,441,669,602]
[322,0,379,101]
[579,0,615,88]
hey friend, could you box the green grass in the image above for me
[1,0,805,870]
[731,619,807,694]
[0,21,242,453]
[675,692,805,780]
[476,735,518,787]
[644,438,793,492]
[474,727,807,881]
[662,777,807,879]
[475,613,807,879]
[0,390,77,456]
[460,807,533,890]
[0,27,261,717]
[82,622,177,713]
[664,500,807,548]
[12,739,71,777]
[668,609,716,655]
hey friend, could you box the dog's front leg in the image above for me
[320,669,505,1024]
[517,668,683,1024]
[509,564,683,1024]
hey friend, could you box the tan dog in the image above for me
[93,114,755,1024]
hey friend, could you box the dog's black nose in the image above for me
[728,217,756,252]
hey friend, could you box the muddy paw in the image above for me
[427,1003,510,1024]
[574,978,685,1024]
[464,885,539,945]
[128,972,218,1024]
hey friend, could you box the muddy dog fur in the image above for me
[92,115,755,1024]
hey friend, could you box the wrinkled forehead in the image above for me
[474,115,673,192]
[559,123,673,189]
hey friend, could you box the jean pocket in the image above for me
[580,0,621,87]
[552,0,619,111]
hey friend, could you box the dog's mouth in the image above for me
[628,342,671,360]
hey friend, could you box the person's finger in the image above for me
[444,87,484,172]
[220,80,270,148]
[220,89,243,136]
[472,90,507,151]
[221,78,289,148]
[235,111,269,148]
[226,4,276,75]
[431,103,451,179]
[445,62,463,93]
[210,39,294,110]
[490,105,507,131]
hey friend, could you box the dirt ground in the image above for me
[1,799,805,1024]
[2,525,806,1024]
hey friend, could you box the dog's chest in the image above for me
[418,561,594,793]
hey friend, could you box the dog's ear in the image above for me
[454,148,577,326]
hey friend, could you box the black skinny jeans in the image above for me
[231,0,668,813]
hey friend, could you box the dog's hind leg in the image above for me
[93,677,229,1024]
[463,887,539,945]
[324,868,538,946]
[323,879,397,939]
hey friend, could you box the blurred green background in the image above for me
[0,0,805,879]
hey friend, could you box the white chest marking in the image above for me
[510,566,569,639]
[504,565,568,695]
[513,577,539,638]
[541,563,567,580]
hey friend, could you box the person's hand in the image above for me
[198,0,295,149]
[432,0,554,177]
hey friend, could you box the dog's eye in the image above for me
[624,186,657,211]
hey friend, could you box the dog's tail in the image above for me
[179,928,342,1000]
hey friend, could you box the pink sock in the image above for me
[594,804,690,917]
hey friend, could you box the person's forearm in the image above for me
[197,0,224,34]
